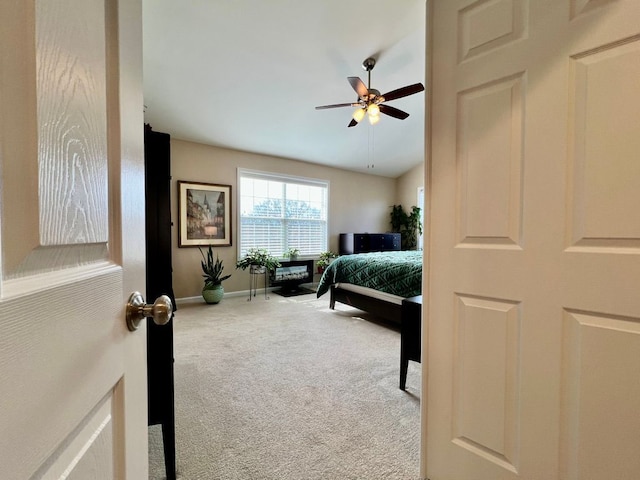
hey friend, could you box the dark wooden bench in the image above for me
[400,295,422,390]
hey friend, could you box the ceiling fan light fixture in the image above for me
[367,103,380,117]
[315,57,424,128]
[352,107,366,122]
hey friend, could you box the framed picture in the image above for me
[178,181,232,247]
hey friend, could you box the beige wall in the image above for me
[396,163,424,212]
[170,139,423,299]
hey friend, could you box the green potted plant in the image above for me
[236,247,281,274]
[316,250,337,273]
[199,245,231,304]
[283,247,300,261]
[390,204,423,250]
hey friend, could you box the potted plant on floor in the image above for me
[390,204,423,250]
[236,247,281,274]
[316,250,337,273]
[199,245,231,304]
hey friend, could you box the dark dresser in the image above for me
[339,233,401,255]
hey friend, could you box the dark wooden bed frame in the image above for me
[329,285,403,324]
[329,284,423,390]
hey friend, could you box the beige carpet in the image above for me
[149,292,421,479]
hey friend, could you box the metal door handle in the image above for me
[126,292,173,331]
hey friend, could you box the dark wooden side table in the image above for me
[400,295,422,390]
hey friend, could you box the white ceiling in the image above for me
[142,0,426,178]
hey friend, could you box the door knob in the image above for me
[126,292,173,331]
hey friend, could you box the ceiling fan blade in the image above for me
[381,83,425,102]
[315,102,357,110]
[348,77,369,99]
[316,103,360,110]
[379,104,410,120]
[347,118,359,128]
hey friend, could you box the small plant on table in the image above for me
[283,247,300,260]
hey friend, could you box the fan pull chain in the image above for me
[367,125,375,169]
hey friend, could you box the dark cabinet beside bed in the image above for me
[339,233,401,255]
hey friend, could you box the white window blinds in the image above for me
[238,169,328,258]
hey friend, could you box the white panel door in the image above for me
[425,0,640,479]
[0,0,147,478]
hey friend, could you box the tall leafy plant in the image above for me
[390,204,423,250]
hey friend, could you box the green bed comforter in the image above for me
[316,251,422,299]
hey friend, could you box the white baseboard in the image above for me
[176,288,277,306]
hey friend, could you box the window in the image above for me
[418,186,425,250]
[238,169,328,258]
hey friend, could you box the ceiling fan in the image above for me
[315,57,425,127]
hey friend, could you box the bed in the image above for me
[316,251,422,324]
